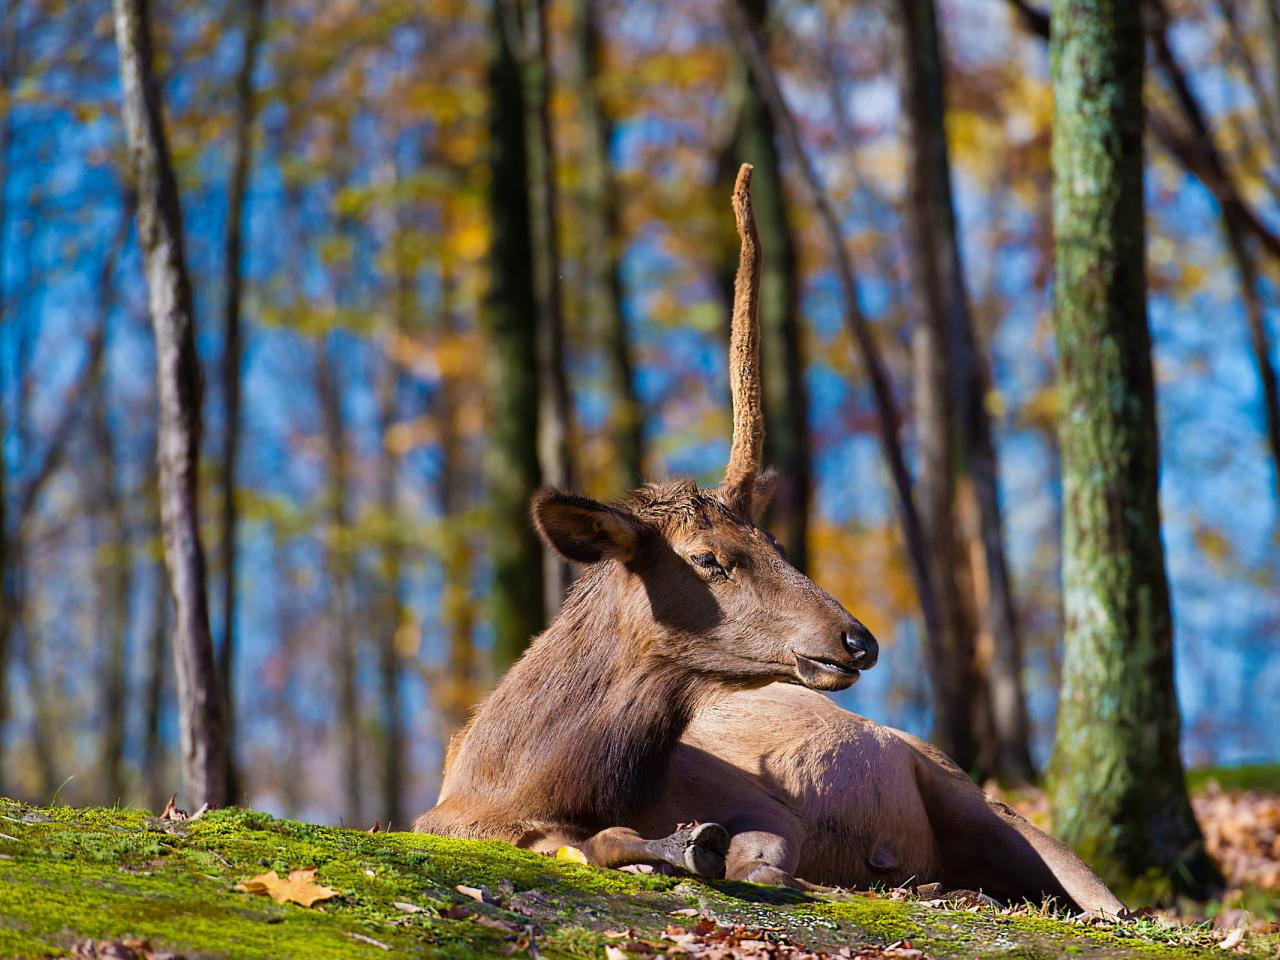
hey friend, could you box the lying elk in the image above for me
[413,165,879,877]
[637,685,1127,915]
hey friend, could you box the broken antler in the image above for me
[723,162,764,514]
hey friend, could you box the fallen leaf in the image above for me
[605,947,628,960]
[554,845,588,864]
[1218,928,1246,950]
[159,795,186,822]
[438,904,473,920]
[602,929,631,938]
[235,867,339,907]
[393,901,424,913]
[670,908,700,917]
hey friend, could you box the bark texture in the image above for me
[113,0,227,807]
[487,0,545,673]
[1046,0,1220,898]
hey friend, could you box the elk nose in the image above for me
[841,622,879,669]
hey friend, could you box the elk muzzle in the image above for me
[792,618,879,691]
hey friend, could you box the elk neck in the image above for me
[451,561,715,829]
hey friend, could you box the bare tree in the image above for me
[217,0,267,806]
[0,0,21,794]
[112,0,226,807]
[570,0,644,489]
[487,0,546,673]
[317,343,361,825]
[372,156,409,829]
[896,0,1033,779]
[90,207,134,804]
[509,0,576,616]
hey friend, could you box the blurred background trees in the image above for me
[0,0,1277,898]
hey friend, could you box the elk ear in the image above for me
[531,490,642,564]
[750,469,778,517]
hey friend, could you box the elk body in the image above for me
[637,685,1126,915]
[413,166,879,877]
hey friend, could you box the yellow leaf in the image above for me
[235,867,339,907]
[555,846,588,865]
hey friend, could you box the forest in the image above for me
[1,0,1280,949]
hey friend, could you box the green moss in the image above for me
[1187,763,1280,795]
[0,799,1275,960]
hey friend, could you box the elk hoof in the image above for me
[673,822,730,878]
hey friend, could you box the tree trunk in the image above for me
[91,212,134,805]
[217,0,266,808]
[896,0,1033,780]
[513,0,575,617]
[436,231,479,736]
[726,0,810,569]
[317,344,361,826]
[113,0,226,808]
[0,0,19,797]
[142,561,171,812]
[487,0,546,674]
[1046,0,1221,899]
[570,0,643,490]
[372,158,409,830]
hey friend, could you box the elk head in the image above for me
[531,165,877,693]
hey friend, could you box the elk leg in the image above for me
[917,770,1126,915]
[719,808,812,888]
[528,823,730,878]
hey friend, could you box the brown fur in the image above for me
[631,685,1125,915]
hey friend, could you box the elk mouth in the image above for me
[792,653,862,691]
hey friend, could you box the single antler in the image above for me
[723,163,764,514]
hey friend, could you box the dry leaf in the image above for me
[670,908,700,917]
[235,867,339,907]
[605,947,628,960]
[159,795,186,822]
[455,883,494,903]
[1218,928,1246,950]
[393,901,424,913]
[554,845,589,864]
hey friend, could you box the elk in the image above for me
[413,165,880,877]
[634,685,1127,915]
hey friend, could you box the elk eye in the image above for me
[690,552,721,571]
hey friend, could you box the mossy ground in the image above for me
[0,799,1275,959]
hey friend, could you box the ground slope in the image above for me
[0,800,1271,959]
